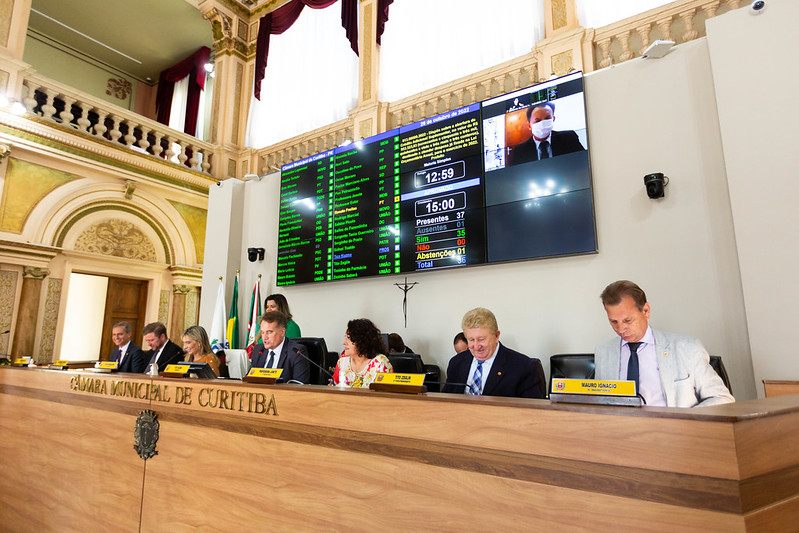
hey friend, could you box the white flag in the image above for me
[209,278,228,352]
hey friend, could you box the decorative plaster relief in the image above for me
[106,77,132,100]
[38,277,62,364]
[185,289,198,331]
[552,50,574,76]
[74,218,157,262]
[552,0,568,30]
[159,290,169,325]
[0,0,12,48]
[0,270,17,354]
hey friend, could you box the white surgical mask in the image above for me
[531,119,553,139]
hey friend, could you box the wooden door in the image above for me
[99,277,148,360]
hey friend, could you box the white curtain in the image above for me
[379,0,545,103]
[245,6,359,149]
[576,0,673,29]
[168,76,188,133]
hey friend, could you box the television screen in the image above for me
[276,72,596,286]
[480,71,596,261]
[398,103,486,273]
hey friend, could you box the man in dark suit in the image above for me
[251,311,310,383]
[443,308,544,399]
[110,321,146,373]
[142,321,184,373]
[509,102,584,165]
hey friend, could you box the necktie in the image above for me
[266,350,275,368]
[468,360,484,395]
[150,350,159,365]
[627,342,642,393]
[539,140,550,159]
[118,350,125,364]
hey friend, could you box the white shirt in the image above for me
[265,339,285,368]
[118,341,131,363]
[619,326,667,406]
[464,343,500,395]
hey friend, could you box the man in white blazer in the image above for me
[594,280,734,408]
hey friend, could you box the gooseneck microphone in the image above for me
[292,346,334,385]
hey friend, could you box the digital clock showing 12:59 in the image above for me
[413,160,465,189]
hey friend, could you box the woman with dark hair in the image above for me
[264,293,301,338]
[333,318,393,388]
[182,325,220,377]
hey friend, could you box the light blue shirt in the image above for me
[620,326,667,406]
[464,343,500,395]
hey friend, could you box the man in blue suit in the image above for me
[443,307,544,399]
[110,321,146,373]
[594,280,734,408]
[251,311,310,384]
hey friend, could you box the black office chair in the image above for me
[549,354,595,396]
[387,353,425,375]
[709,355,732,394]
[293,337,331,385]
[531,358,547,398]
[423,363,441,393]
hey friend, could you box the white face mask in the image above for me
[531,119,553,139]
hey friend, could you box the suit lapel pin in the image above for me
[664,351,669,357]
[497,371,502,375]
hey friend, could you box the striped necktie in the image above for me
[468,360,484,395]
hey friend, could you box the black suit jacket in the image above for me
[509,129,585,165]
[251,338,310,384]
[112,341,146,373]
[146,339,185,372]
[442,343,544,399]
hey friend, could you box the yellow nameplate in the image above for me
[53,360,69,366]
[374,373,425,386]
[97,361,119,370]
[13,357,31,365]
[164,364,191,373]
[551,378,636,396]
[246,367,284,379]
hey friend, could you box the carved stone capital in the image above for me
[172,284,193,295]
[22,266,49,280]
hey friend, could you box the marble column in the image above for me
[12,266,48,358]
[170,284,192,342]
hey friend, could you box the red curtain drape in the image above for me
[253,0,357,100]
[156,46,211,135]
[376,0,393,45]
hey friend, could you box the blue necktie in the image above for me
[266,350,275,368]
[468,360,483,395]
[627,342,642,393]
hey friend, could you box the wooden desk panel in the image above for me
[2,367,799,532]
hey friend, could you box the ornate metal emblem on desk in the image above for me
[134,409,159,460]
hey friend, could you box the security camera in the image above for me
[750,0,766,14]
[247,247,265,262]
[644,173,668,199]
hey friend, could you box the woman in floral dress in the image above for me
[333,319,393,388]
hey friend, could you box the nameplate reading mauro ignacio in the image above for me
[134,409,159,460]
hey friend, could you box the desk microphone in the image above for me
[292,346,334,385]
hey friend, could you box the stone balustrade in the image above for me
[592,0,740,69]
[21,73,215,176]
[251,0,744,172]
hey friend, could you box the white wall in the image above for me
[204,36,758,400]
[707,0,799,392]
[60,273,108,360]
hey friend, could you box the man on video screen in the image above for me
[509,102,584,164]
